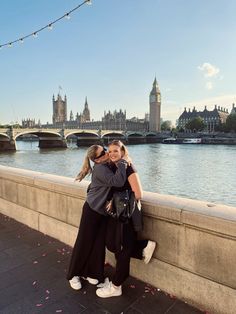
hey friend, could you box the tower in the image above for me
[82,97,90,122]
[149,77,161,132]
[52,94,67,124]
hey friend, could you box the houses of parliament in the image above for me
[23,78,162,132]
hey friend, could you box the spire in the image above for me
[150,77,160,95]
[84,96,88,109]
[153,77,157,87]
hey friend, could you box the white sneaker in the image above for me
[97,277,109,288]
[96,281,122,298]
[143,240,156,264]
[86,277,99,285]
[69,276,82,290]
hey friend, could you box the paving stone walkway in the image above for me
[0,213,204,314]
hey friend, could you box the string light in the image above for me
[65,13,71,20]
[0,0,91,50]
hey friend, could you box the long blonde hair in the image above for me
[76,145,101,181]
[108,140,131,163]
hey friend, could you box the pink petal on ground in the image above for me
[45,296,50,300]
[169,294,176,299]
[36,303,43,307]
[32,281,37,286]
[33,260,38,264]
[57,260,61,263]
[42,253,47,257]
[46,290,50,294]
[37,243,41,246]
[56,310,62,313]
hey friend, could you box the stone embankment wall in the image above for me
[0,165,235,314]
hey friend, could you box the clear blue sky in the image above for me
[0,0,236,125]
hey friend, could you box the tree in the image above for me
[161,120,172,131]
[185,116,205,132]
[226,113,236,132]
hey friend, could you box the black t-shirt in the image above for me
[109,163,136,194]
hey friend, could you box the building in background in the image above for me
[82,97,90,122]
[178,105,229,132]
[52,94,67,124]
[22,118,41,128]
[149,77,161,132]
[231,103,236,115]
[102,109,126,130]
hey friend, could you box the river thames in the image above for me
[0,141,235,207]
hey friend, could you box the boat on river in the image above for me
[182,138,202,144]
[162,138,180,144]
[162,137,202,144]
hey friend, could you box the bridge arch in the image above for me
[15,130,62,140]
[127,132,146,144]
[0,133,15,150]
[15,131,66,149]
[67,131,101,146]
[65,131,99,139]
[102,132,126,145]
[0,133,10,140]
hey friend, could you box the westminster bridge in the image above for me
[0,127,162,150]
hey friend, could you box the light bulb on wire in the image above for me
[0,0,91,51]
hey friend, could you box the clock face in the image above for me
[150,95,156,102]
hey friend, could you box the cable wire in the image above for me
[0,0,91,49]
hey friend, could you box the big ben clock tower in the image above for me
[149,77,161,132]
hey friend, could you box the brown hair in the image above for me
[76,145,101,181]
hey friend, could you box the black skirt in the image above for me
[67,202,108,283]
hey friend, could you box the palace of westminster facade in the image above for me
[22,78,236,132]
[23,78,162,132]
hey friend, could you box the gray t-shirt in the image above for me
[86,160,127,215]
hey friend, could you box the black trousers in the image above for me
[106,217,148,286]
[67,202,107,283]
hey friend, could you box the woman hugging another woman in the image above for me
[96,140,156,298]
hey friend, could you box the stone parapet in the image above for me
[0,165,235,314]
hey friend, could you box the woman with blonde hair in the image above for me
[67,144,128,290]
[96,140,156,298]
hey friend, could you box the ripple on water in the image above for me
[0,142,235,207]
